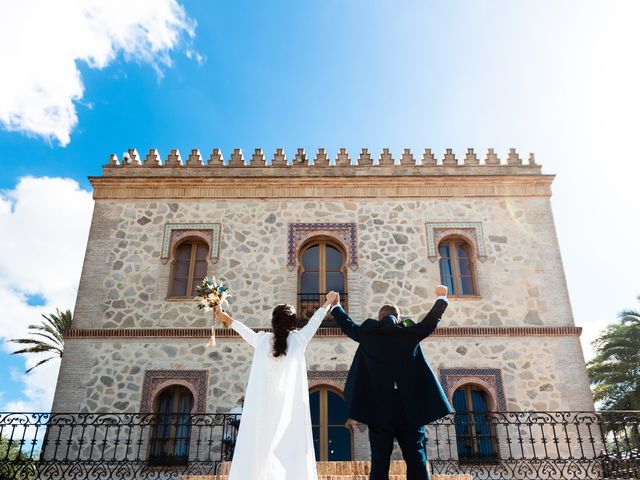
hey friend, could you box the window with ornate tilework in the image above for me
[439,368,505,462]
[438,237,478,296]
[298,238,348,327]
[149,386,194,466]
[168,239,209,298]
[162,223,221,299]
[426,223,485,296]
[452,384,499,463]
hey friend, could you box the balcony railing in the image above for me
[0,410,638,479]
[0,412,239,479]
[297,292,347,328]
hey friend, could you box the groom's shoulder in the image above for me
[361,318,378,329]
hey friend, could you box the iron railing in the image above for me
[0,410,638,479]
[297,292,347,328]
[0,412,239,479]
[428,411,639,479]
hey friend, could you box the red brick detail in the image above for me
[64,326,582,339]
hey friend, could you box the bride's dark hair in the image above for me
[272,304,297,357]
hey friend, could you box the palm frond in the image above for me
[25,356,59,373]
[9,338,48,346]
[11,344,59,355]
[24,331,63,347]
[10,308,73,373]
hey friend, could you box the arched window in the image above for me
[453,384,498,462]
[439,238,477,296]
[169,240,209,298]
[309,387,353,461]
[298,240,347,326]
[149,386,194,466]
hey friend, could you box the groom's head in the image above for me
[378,304,400,322]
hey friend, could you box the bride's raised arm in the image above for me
[298,291,338,347]
[215,307,261,348]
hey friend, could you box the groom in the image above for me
[329,286,452,480]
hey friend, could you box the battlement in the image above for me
[92,147,552,199]
[102,147,541,177]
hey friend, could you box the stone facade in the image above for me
[71,197,572,331]
[51,147,594,462]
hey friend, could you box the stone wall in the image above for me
[52,331,593,460]
[71,197,574,331]
[53,333,592,415]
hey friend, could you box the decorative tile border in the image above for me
[308,370,349,380]
[439,368,506,412]
[161,223,221,262]
[287,222,358,271]
[307,370,349,391]
[65,325,582,339]
[426,222,486,262]
[140,369,208,413]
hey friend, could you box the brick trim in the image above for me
[91,174,554,200]
[64,325,582,339]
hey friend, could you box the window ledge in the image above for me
[165,297,194,302]
[448,295,482,300]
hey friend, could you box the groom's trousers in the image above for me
[367,390,429,480]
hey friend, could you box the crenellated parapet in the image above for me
[108,147,540,171]
[95,147,552,199]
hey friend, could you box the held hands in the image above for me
[435,285,448,297]
[324,291,340,309]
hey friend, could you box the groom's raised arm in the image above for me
[330,299,362,343]
[408,285,449,340]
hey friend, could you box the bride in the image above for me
[214,291,339,480]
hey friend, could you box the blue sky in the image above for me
[0,0,639,412]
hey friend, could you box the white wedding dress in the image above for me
[227,306,327,480]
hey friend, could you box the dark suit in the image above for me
[331,299,452,480]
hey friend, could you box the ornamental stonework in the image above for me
[287,222,358,271]
[426,222,487,262]
[161,223,221,262]
[439,368,507,411]
[140,369,208,413]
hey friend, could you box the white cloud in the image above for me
[0,0,196,146]
[0,177,93,411]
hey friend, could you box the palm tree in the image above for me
[10,309,72,373]
[587,296,640,411]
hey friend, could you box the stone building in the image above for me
[51,146,594,467]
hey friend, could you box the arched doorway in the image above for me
[149,385,194,466]
[452,384,498,462]
[309,386,353,461]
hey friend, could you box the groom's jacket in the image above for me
[331,299,453,429]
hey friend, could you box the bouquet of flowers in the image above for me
[194,276,230,346]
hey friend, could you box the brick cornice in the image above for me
[64,325,582,339]
[89,174,554,200]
